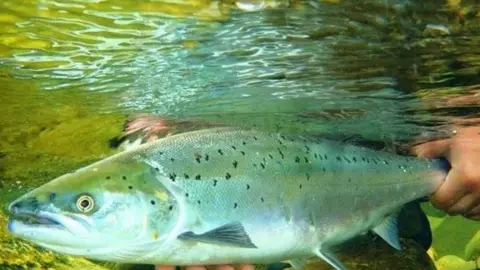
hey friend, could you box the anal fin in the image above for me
[314,249,347,270]
[372,214,402,250]
[177,222,257,248]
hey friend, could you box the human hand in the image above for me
[155,265,255,270]
[411,126,480,220]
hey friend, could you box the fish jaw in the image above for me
[7,209,81,246]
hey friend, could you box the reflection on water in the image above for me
[0,0,479,269]
[1,0,478,140]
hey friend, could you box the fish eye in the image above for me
[76,195,94,213]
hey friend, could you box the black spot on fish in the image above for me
[299,184,302,189]
[184,174,190,179]
[278,139,283,145]
[305,145,310,152]
[234,203,238,209]
[247,184,250,190]
[232,146,237,150]
[280,135,286,140]
[336,156,342,161]
[253,164,258,168]
[49,193,56,201]
[260,163,265,169]
[195,175,201,180]
[348,178,352,183]
[233,161,238,168]
[295,156,300,163]
[122,176,127,180]
[322,167,326,172]
[128,186,133,190]
[226,173,231,180]
[195,156,201,163]
[324,154,328,160]
[269,154,273,159]
[186,193,189,197]
[277,148,284,159]
[197,200,201,205]
[213,180,218,186]
[344,156,350,163]
[242,141,246,145]
[352,157,357,162]
[314,153,318,159]
[169,205,173,211]
[384,160,389,164]
[106,176,111,180]
[169,173,177,181]
[261,197,264,202]
[373,159,378,164]
[218,149,224,155]
[150,200,155,205]
[205,154,209,161]
[241,151,245,156]
[170,158,175,162]
[253,136,258,140]
[306,173,310,181]
[304,157,309,163]
[155,167,160,172]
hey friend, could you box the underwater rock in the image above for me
[253,237,436,270]
[303,238,436,270]
[435,255,476,270]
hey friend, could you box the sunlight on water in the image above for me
[2,0,478,142]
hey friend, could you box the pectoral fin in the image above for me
[314,249,346,270]
[372,214,401,250]
[177,222,257,248]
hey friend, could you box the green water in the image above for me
[0,0,479,269]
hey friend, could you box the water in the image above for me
[0,0,479,269]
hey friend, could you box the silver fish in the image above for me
[7,128,448,270]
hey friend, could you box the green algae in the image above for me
[0,70,126,269]
[465,229,480,261]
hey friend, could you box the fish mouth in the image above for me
[11,212,62,227]
[8,211,65,232]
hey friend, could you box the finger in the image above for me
[467,215,480,220]
[430,169,469,210]
[468,204,480,216]
[155,266,175,270]
[215,266,235,270]
[444,194,479,215]
[237,265,255,270]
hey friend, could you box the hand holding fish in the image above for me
[412,126,480,220]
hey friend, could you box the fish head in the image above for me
[7,153,180,260]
